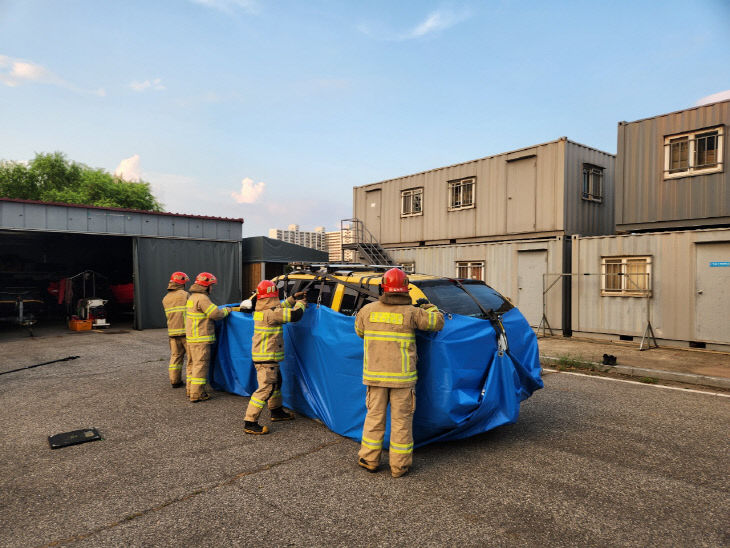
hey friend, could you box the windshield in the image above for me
[417,280,513,317]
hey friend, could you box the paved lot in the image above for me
[539,334,730,380]
[1,328,728,547]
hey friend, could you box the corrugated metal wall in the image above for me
[353,138,615,245]
[354,140,568,245]
[564,141,616,236]
[616,100,730,230]
[0,200,242,241]
[389,238,564,329]
[571,228,730,346]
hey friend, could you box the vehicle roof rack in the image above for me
[288,263,391,275]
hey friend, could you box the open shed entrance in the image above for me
[0,230,134,330]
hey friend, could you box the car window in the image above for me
[307,281,336,308]
[417,281,512,317]
[339,287,359,316]
[276,279,299,300]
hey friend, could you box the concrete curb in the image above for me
[540,355,730,390]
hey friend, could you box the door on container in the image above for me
[695,242,730,343]
[517,249,547,327]
[365,189,382,241]
[506,156,537,233]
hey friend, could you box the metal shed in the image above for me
[0,198,243,330]
[241,236,328,295]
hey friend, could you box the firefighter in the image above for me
[162,271,190,388]
[243,280,306,435]
[185,272,231,402]
[355,267,444,478]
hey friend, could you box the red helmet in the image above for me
[256,280,278,299]
[381,268,409,293]
[195,272,217,287]
[169,271,189,285]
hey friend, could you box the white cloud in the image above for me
[139,169,348,236]
[695,90,730,106]
[114,154,142,182]
[189,0,259,13]
[231,177,266,204]
[0,53,105,96]
[0,54,57,87]
[359,8,471,41]
[129,78,166,92]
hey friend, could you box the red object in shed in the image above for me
[110,283,134,304]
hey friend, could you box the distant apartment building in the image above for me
[325,229,356,262]
[268,224,327,252]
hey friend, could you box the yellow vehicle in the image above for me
[263,264,514,319]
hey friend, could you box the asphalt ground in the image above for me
[1,328,728,547]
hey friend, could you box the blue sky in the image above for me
[1,0,729,235]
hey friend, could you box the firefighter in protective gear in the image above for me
[185,272,231,402]
[355,267,444,477]
[243,280,306,435]
[162,271,189,388]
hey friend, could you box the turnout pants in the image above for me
[168,336,187,385]
[187,342,211,401]
[244,361,284,422]
[359,386,415,474]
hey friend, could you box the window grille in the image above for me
[456,261,484,281]
[601,256,651,296]
[448,177,475,210]
[401,188,423,216]
[581,165,604,202]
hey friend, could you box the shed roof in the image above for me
[0,197,243,222]
[0,197,242,241]
[242,236,329,263]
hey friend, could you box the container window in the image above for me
[601,256,651,296]
[664,126,724,178]
[581,164,604,202]
[448,177,476,210]
[456,261,484,281]
[401,188,423,216]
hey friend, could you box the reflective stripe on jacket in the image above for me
[185,284,229,343]
[162,288,189,336]
[251,296,305,362]
[354,293,444,388]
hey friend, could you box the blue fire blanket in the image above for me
[210,304,543,447]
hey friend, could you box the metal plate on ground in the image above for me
[48,428,102,449]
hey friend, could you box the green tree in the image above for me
[0,152,163,211]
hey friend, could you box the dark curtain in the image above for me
[134,237,241,329]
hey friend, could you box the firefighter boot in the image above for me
[358,458,378,473]
[270,407,295,422]
[191,392,211,403]
[244,421,269,435]
[391,466,410,478]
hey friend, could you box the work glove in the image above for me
[415,298,431,308]
[294,291,307,302]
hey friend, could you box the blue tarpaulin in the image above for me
[211,304,543,446]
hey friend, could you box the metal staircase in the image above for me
[340,218,395,266]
